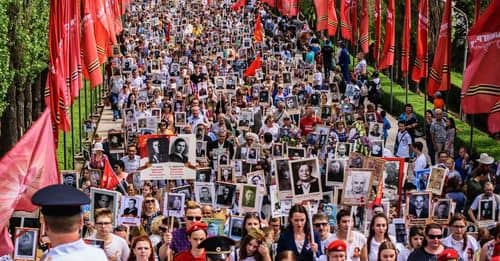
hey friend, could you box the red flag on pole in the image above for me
[359,0,369,53]
[401,0,411,76]
[82,0,104,88]
[340,0,352,42]
[461,0,500,120]
[428,0,452,97]
[254,13,264,43]
[244,55,262,78]
[68,0,82,101]
[0,108,59,254]
[378,0,395,70]
[231,0,246,11]
[314,0,328,32]
[101,159,120,190]
[351,0,358,44]
[279,0,298,17]
[373,0,381,64]
[262,0,276,8]
[411,0,429,83]
[327,0,338,36]
[488,102,500,134]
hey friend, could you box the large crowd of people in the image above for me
[4,0,500,260]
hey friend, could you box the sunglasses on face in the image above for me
[159,227,168,233]
[145,199,155,203]
[314,223,329,228]
[186,216,203,221]
[427,234,443,239]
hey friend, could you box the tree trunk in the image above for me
[0,86,18,157]
[428,0,443,63]
[24,81,32,130]
[16,82,25,137]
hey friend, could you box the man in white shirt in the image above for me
[413,141,428,171]
[468,181,500,223]
[395,121,413,159]
[313,213,335,256]
[90,209,130,261]
[332,209,367,261]
[120,145,141,173]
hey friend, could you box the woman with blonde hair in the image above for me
[378,241,398,261]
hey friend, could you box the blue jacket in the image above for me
[276,228,322,261]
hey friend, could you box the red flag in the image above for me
[411,0,429,83]
[373,0,381,63]
[82,0,104,88]
[101,159,119,190]
[0,108,58,254]
[68,0,82,101]
[401,0,411,76]
[351,0,358,44]
[378,0,395,70]
[474,0,482,24]
[262,0,276,8]
[428,0,452,97]
[314,0,328,32]
[279,0,298,17]
[340,0,352,41]
[488,102,500,134]
[254,14,264,43]
[93,0,112,63]
[231,0,245,11]
[244,55,262,78]
[359,0,369,53]
[111,0,123,35]
[461,0,500,118]
[327,0,338,36]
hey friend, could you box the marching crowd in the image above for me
[6,0,500,261]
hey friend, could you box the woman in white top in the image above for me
[441,214,480,261]
[397,226,424,261]
[367,213,395,261]
[258,116,280,141]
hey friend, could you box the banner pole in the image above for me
[390,66,393,112]
[71,97,75,169]
[405,75,408,104]
[469,114,474,152]
[79,82,83,152]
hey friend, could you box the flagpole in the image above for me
[405,75,408,104]
[469,115,474,152]
[79,81,83,152]
[71,94,75,169]
[390,66,393,112]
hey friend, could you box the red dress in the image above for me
[173,250,206,261]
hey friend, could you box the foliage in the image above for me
[0,0,13,115]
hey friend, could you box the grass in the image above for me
[56,82,100,170]
[376,71,500,159]
[450,71,463,89]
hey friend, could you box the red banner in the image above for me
[373,0,381,64]
[401,0,411,76]
[314,0,328,31]
[0,108,58,254]
[231,0,245,11]
[351,0,358,44]
[359,0,369,53]
[378,0,395,70]
[279,0,299,17]
[340,0,352,41]
[488,102,500,134]
[254,13,264,43]
[428,0,452,97]
[411,0,428,83]
[262,0,276,8]
[82,0,103,88]
[461,0,500,119]
[244,55,262,77]
[101,159,119,190]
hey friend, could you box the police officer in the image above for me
[198,236,235,261]
[32,184,107,260]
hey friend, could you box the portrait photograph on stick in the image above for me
[289,158,322,203]
[239,184,259,213]
[194,182,215,206]
[61,170,79,188]
[215,182,237,208]
[326,159,346,186]
[147,136,169,164]
[163,192,185,218]
[119,196,143,226]
[406,191,431,223]
[14,228,38,261]
[342,169,373,205]
[90,188,120,226]
[432,198,452,223]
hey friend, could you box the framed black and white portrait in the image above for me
[274,159,292,197]
[170,63,180,76]
[226,75,238,90]
[90,188,120,226]
[239,184,258,213]
[169,135,194,163]
[335,142,351,160]
[426,167,447,195]
[406,191,431,222]
[214,76,225,90]
[289,158,323,203]
[108,131,125,150]
[232,160,243,177]
[218,165,235,183]
[196,168,212,182]
[370,140,384,157]
[326,159,346,186]
[164,192,185,218]
[365,112,376,123]
[218,152,230,166]
[432,199,451,223]
[246,146,260,164]
[195,141,207,160]
[342,169,374,205]
[119,196,143,226]
[61,171,79,188]
[174,112,187,127]
[228,216,244,241]
[348,152,365,169]
[147,137,169,164]
[272,143,284,158]
[287,146,305,159]
[215,182,237,208]
[368,122,383,140]
[14,228,38,260]
[195,182,215,206]
[478,199,496,221]
[259,90,270,106]
[285,96,299,114]
[247,170,267,195]
[171,185,193,201]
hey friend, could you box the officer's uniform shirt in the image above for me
[42,239,107,261]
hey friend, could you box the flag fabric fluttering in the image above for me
[428,0,452,97]
[0,108,59,255]
[279,0,299,17]
[411,0,429,83]
[326,0,338,36]
[351,0,358,44]
[244,55,262,77]
[461,0,500,134]
[101,159,120,190]
[231,0,246,11]
[340,0,352,42]
[359,0,369,53]
[378,0,395,70]
[401,0,411,76]
[314,0,338,36]
[82,0,103,88]
[373,0,381,64]
[254,13,264,43]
